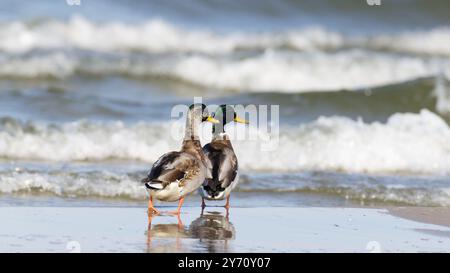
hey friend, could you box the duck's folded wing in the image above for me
[144,168,186,190]
[204,143,238,189]
[202,146,214,179]
[156,168,186,183]
[217,149,238,189]
[143,151,197,189]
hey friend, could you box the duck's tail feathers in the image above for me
[144,180,165,190]
[202,180,225,198]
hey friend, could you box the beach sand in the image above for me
[0,206,449,253]
[388,207,450,228]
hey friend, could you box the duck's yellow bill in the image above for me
[234,116,249,124]
[206,116,220,124]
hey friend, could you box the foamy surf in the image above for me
[164,51,450,92]
[1,16,450,92]
[2,16,450,56]
[238,172,450,207]
[0,16,344,55]
[0,168,448,206]
[1,109,449,175]
[0,170,146,200]
[1,50,450,92]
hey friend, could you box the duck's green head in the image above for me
[188,103,219,124]
[213,105,249,126]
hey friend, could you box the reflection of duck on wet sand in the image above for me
[190,211,235,240]
[146,215,188,252]
[146,211,235,253]
[189,211,235,252]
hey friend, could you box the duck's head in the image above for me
[214,105,248,125]
[188,103,219,124]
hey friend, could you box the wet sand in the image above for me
[388,207,450,228]
[0,207,449,253]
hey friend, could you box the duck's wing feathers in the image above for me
[142,151,198,190]
[203,142,238,190]
[217,150,237,186]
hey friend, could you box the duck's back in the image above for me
[147,151,190,183]
[202,140,238,199]
[145,150,205,191]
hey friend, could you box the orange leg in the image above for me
[147,196,160,216]
[176,213,184,229]
[168,196,185,215]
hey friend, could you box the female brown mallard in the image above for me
[141,103,218,215]
[199,105,248,210]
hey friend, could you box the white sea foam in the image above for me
[1,50,450,92]
[1,110,449,175]
[0,16,450,92]
[0,17,344,54]
[244,109,450,174]
[0,171,146,200]
[368,27,450,56]
[0,119,178,162]
[0,53,76,78]
[2,17,450,56]
[2,16,450,91]
[165,50,450,92]
[0,170,448,206]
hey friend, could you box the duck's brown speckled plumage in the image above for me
[142,104,213,202]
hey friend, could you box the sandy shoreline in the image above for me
[0,206,448,253]
[388,207,450,228]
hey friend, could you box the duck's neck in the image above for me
[212,123,229,141]
[182,114,205,161]
[182,138,203,156]
[182,138,207,166]
[184,113,201,141]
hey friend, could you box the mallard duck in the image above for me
[141,103,218,215]
[199,105,248,210]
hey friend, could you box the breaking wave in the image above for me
[1,50,450,92]
[1,17,450,92]
[2,16,450,56]
[1,109,449,175]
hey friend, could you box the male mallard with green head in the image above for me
[199,105,248,211]
[142,103,218,216]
